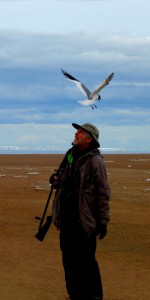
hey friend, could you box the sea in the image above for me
[0,146,149,154]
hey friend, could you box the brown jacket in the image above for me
[52,148,110,236]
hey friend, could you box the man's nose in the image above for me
[75,131,78,137]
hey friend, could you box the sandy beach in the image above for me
[0,154,150,300]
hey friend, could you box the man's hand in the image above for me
[49,173,59,188]
[99,224,107,239]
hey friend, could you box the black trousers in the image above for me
[60,223,103,300]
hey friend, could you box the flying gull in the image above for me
[61,69,114,109]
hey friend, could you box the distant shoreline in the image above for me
[0,151,149,155]
[0,148,150,155]
[0,153,150,157]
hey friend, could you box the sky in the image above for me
[0,0,150,153]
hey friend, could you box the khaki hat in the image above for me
[72,123,100,147]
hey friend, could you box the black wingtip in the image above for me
[61,68,68,77]
[108,72,114,82]
[61,69,80,82]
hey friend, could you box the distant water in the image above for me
[0,146,149,154]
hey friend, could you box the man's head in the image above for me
[72,123,100,150]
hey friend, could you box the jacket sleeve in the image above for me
[53,149,70,189]
[92,155,110,226]
[52,149,72,228]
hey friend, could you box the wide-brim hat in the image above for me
[72,123,100,147]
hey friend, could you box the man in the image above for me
[51,123,110,300]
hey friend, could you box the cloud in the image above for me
[1,31,150,74]
[0,123,149,153]
[0,30,149,127]
[0,124,74,152]
[0,1,150,37]
[101,124,150,148]
[0,1,149,152]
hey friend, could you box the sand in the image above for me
[0,154,150,300]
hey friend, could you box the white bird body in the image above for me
[61,69,114,109]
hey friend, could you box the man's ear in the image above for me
[86,136,93,144]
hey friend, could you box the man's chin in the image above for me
[72,140,78,147]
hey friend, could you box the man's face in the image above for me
[73,128,93,150]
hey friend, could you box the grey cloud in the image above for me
[0,30,149,127]
[0,104,149,127]
[1,31,150,69]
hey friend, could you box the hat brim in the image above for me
[72,123,83,131]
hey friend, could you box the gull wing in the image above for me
[91,72,114,98]
[61,69,91,98]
